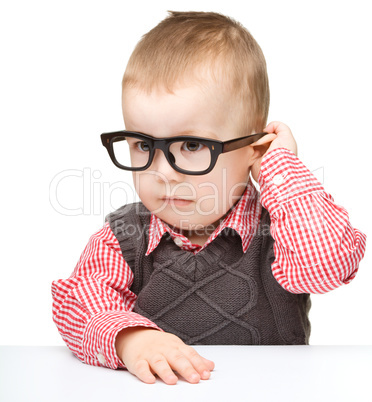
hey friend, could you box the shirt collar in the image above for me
[146,180,262,255]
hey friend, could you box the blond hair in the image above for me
[123,11,269,134]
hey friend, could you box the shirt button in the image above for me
[97,353,106,365]
[272,173,285,186]
[174,237,184,247]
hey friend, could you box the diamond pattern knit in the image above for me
[107,203,311,345]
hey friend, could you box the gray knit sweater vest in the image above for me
[107,202,311,345]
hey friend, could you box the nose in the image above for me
[150,149,184,182]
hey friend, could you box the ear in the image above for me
[250,133,277,161]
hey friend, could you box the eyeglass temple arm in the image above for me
[222,132,268,153]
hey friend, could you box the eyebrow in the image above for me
[173,129,219,139]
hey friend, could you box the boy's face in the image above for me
[122,80,258,235]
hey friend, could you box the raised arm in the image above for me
[253,122,366,294]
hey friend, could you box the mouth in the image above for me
[161,197,195,207]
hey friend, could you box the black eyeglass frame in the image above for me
[100,130,268,175]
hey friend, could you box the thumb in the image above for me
[249,134,277,183]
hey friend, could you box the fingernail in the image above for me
[190,373,200,383]
[167,374,178,384]
[202,370,210,379]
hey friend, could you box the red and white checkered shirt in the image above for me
[51,148,366,369]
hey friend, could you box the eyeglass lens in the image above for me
[112,136,212,172]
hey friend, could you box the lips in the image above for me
[161,197,194,206]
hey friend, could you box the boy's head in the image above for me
[123,11,269,136]
[120,12,270,237]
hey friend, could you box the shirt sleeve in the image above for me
[258,148,367,294]
[51,222,161,369]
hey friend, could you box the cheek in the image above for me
[132,173,154,205]
[215,153,251,203]
[213,149,252,184]
[192,166,249,216]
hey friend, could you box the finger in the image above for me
[264,121,291,135]
[181,346,214,380]
[186,347,214,379]
[165,350,202,383]
[251,133,277,146]
[131,359,156,384]
[201,356,215,372]
[149,355,179,385]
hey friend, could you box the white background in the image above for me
[0,0,371,346]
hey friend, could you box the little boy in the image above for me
[52,11,366,385]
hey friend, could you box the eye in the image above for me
[182,141,204,152]
[135,141,150,152]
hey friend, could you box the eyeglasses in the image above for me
[100,130,268,175]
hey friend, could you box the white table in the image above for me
[0,345,371,402]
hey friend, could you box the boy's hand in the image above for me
[115,327,215,385]
[250,121,297,182]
